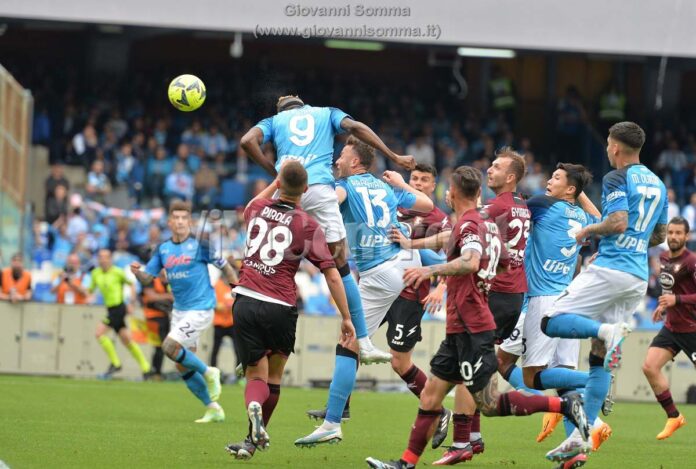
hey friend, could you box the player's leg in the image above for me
[115,315,151,374]
[95,318,122,376]
[210,325,224,368]
[642,327,686,439]
[432,383,477,465]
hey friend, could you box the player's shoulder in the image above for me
[603,167,629,187]
[685,249,696,266]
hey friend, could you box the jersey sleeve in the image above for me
[335,179,348,205]
[458,222,483,256]
[243,198,264,222]
[329,107,351,134]
[658,187,669,225]
[199,239,227,269]
[254,117,274,144]
[526,195,556,222]
[145,248,163,277]
[602,171,629,215]
[304,218,337,271]
[395,189,417,210]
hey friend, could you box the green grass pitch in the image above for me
[0,376,693,468]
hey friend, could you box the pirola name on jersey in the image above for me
[260,206,293,225]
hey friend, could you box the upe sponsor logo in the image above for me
[543,259,572,275]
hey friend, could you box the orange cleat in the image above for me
[591,422,612,451]
[657,414,686,440]
[537,412,563,443]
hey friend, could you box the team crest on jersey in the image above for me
[187,242,194,250]
[659,272,675,291]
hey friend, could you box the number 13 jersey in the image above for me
[235,198,336,306]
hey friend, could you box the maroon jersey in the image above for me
[659,249,696,333]
[398,205,452,302]
[482,192,530,294]
[445,208,507,334]
[237,198,335,305]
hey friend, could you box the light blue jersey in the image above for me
[337,174,416,272]
[255,105,351,186]
[593,164,667,281]
[525,196,598,297]
[145,236,219,311]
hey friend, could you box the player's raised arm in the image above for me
[390,226,452,251]
[130,261,154,286]
[240,126,278,178]
[322,267,356,339]
[576,192,601,219]
[340,117,415,170]
[382,170,433,213]
[246,176,280,211]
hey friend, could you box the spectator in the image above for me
[656,139,689,204]
[164,160,194,202]
[66,207,89,244]
[45,162,69,206]
[175,143,200,174]
[86,160,111,203]
[105,109,128,140]
[146,145,172,201]
[115,142,136,185]
[667,188,681,222]
[0,253,32,303]
[194,160,220,209]
[202,125,229,156]
[71,124,99,167]
[51,253,89,304]
[45,184,69,225]
[406,133,435,166]
[181,120,207,150]
[33,107,52,144]
[213,152,232,179]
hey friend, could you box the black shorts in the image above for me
[488,291,524,343]
[650,326,696,364]
[104,303,127,332]
[380,296,424,352]
[430,330,497,393]
[232,294,298,369]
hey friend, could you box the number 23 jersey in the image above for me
[236,198,336,306]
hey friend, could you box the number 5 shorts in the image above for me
[168,309,214,349]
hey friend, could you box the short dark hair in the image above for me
[609,121,645,151]
[414,163,437,178]
[495,146,526,183]
[451,166,482,199]
[11,252,22,261]
[279,160,308,197]
[668,216,690,233]
[276,95,305,112]
[345,136,376,169]
[556,163,593,198]
[169,200,192,215]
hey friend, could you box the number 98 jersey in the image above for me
[236,198,336,306]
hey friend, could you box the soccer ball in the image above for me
[167,74,206,112]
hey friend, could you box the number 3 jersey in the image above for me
[336,173,417,272]
[593,164,667,281]
[445,208,509,335]
[524,195,598,297]
[255,105,351,186]
[235,197,336,306]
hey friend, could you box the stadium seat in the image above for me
[218,179,247,208]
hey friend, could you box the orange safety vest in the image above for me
[142,278,172,319]
[2,268,31,295]
[56,273,88,304]
[214,279,234,327]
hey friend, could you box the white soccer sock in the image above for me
[469,432,481,441]
[207,402,221,410]
[358,337,372,348]
[321,420,340,431]
[597,323,613,342]
[452,442,469,449]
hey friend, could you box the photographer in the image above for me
[51,253,89,305]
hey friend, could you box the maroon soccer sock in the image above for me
[656,390,680,418]
[471,409,481,434]
[244,378,270,408]
[453,413,472,445]
[262,383,281,425]
[497,391,562,416]
[399,364,427,398]
[401,408,441,464]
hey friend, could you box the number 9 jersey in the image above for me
[235,198,336,306]
[593,164,668,281]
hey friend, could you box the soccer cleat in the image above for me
[561,392,590,442]
[431,408,452,449]
[432,444,474,465]
[470,437,485,455]
[235,363,244,379]
[603,323,631,371]
[306,407,351,422]
[295,425,343,447]
[98,364,122,380]
[553,453,588,469]
[365,457,414,469]
[601,374,616,416]
[359,341,392,365]
[591,421,612,451]
[657,414,686,440]
[247,401,270,449]
[537,412,563,443]
[204,367,222,402]
[545,436,591,462]
[195,406,225,423]
[225,437,257,460]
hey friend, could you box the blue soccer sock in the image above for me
[544,314,601,339]
[175,348,208,375]
[537,368,589,390]
[326,345,358,424]
[584,355,612,423]
[503,365,542,395]
[181,370,212,406]
[340,270,368,339]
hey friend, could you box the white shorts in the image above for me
[499,310,525,357]
[168,309,214,350]
[301,184,347,243]
[361,249,422,336]
[523,295,580,368]
[546,264,647,324]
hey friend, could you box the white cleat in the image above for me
[195,406,225,423]
[294,424,343,447]
[545,433,591,462]
[247,401,270,450]
[204,366,222,401]
[359,341,392,365]
[603,323,631,371]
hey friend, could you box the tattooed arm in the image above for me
[575,211,628,243]
[649,223,667,247]
[402,249,480,289]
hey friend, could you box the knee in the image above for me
[162,337,180,359]
[418,389,439,411]
[642,360,657,377]
[390,352,411,375]
[522,369,537,389]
